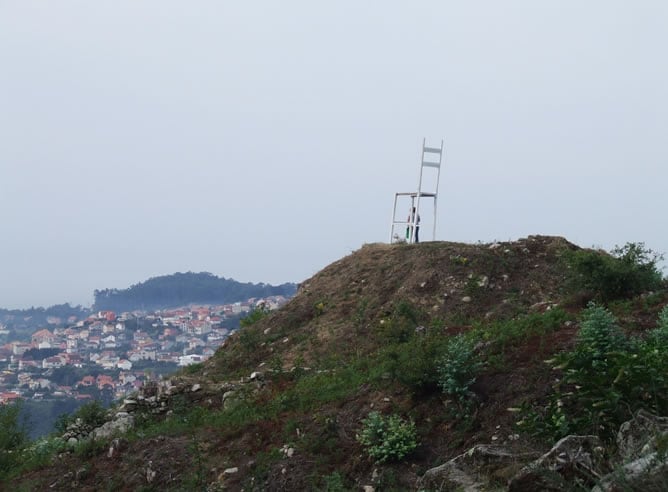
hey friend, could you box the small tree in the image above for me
[572,302,626,368]
[437,334,481,415]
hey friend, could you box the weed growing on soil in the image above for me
[354,298,369,333]
[321,471,348,491]
[464,274,483,297]
[186,431,206,490]
[357,412,418,464]
[437,334,481,416]
[314,299,328,316]
[378,300,424,343]
[474,308,570,359]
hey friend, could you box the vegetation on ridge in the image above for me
[2,237,667,491]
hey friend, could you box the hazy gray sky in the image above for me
[1,1,667,309]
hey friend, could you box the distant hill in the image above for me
[92,271,297,312]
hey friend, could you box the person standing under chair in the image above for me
[407,207,420,243]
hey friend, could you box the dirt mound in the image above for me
[211,235,578,373]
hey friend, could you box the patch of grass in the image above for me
[246,447,283,487]
[321,471,350,491]
[474,307,571,356]
[354,298,369,333]
[379,332,450,393]
[272,365,368,414]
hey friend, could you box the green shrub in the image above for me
[322,471,348,491]
[564,242,664,301]
[381,333,449,392]
[395,300,420,325]
[464,275,483,297]
[240,304,270,328]
[23,436,67,469]
[357,412,418,463]
[437,334,482,413]
[377,301,422,344]
[571,302,627,368]
[55,400,107,433]
[521,304,668,441]
[314,300,327,316]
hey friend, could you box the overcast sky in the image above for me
[1,1,667,309]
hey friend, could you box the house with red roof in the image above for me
[78,375,95,387]
[32,329,57,345]
[0,392,20,404]
[96,374,115,390]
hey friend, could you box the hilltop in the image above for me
[6,236,668,491]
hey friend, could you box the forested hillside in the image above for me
[93,271,297,312]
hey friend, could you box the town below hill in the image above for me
[0,294,291,438]
[0,271,297,342]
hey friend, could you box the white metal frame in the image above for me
[390,138,444,244]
